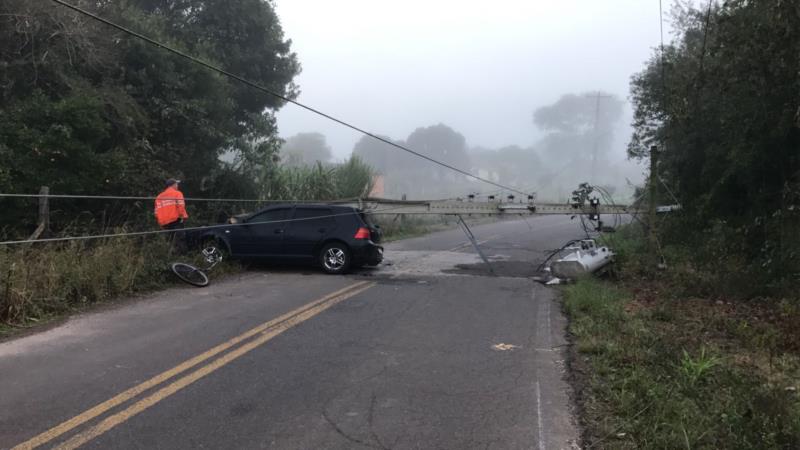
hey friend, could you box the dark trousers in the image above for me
[162,220,186,253]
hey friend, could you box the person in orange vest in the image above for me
[155,178,189,230]
[155,179,189,252]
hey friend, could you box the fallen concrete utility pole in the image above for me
[346,197,641,217]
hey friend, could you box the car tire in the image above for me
[319,242,351,274]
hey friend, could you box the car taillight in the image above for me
[354,227,370,240]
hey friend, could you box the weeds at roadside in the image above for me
[678,347,721,387]
[564,226,800,449]
[0,235,240,336]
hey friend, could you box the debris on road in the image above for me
[491,343,521,351]
[550,239,614,279]
[534,238,615,285]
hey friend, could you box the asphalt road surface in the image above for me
[1,215,591,450]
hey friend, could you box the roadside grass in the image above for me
[0,235,241,337]
[564,228,800,448]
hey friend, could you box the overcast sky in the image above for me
[273,0,671,163]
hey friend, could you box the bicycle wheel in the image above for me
[170,262,209,287]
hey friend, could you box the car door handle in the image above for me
[274,229,284,234]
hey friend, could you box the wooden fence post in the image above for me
[28,186,50,240]
[400,194,407,226]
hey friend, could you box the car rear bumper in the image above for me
[352,242,383,266]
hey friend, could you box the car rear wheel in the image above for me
[320,242,351,274]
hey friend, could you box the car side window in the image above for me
[292,208,336,232]
[248,208,289,224]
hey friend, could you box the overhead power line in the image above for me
[51,0,530,198]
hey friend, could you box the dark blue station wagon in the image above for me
[192,204,383,274]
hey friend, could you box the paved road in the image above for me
[1,215,588,450]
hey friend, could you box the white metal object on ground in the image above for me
[550,239,614,279]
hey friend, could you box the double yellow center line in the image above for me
[13,281,375,450]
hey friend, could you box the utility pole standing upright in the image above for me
[648,145,659,257]
[588,92,613,184]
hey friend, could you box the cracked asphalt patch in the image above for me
[445,260,538,278]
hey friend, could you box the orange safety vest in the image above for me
[154,186,188,227]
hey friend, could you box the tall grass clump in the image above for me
[0,235,177,329]
[261,156,375,201]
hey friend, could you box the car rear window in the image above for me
[293,208,337,230]
[248,208,289,224]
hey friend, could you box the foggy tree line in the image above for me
[284,92,638,201]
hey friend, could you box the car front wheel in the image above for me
[320,243,351,274]
[202,238,229,260]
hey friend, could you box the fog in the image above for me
[273,0,675,201]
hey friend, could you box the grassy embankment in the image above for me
[563,226,800,448]
[0,236,241,337]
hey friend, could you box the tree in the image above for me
[348,124,473,199]
[405,124,470,179]
[0,0,300,230]
[469,145,543,192]
[534,93,623,134]
[351,134,404,174]
[628,0,800,291]
[280,132,333,167]
[533,92,623,165]
[530,92,624,198]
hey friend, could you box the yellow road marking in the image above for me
[12,281,371,450]
[54,282,375,450]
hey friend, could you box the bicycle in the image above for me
[170,246,223,287]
